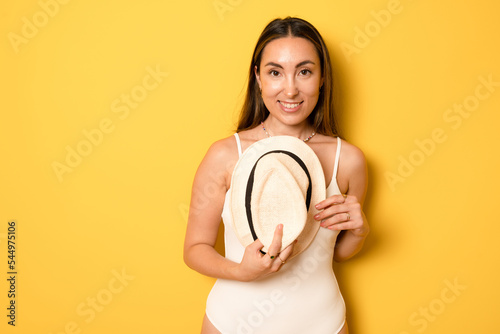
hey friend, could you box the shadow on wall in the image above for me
[215,221,226,257]
[329,39,382,334]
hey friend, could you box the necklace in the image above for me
[261,121,316,142]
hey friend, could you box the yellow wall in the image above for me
[1,0,499,333]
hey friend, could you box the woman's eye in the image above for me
[299,69,311,76]
[269,70,280,77]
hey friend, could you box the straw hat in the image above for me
[230,135,326,259]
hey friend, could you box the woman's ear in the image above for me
[254,65,262,90]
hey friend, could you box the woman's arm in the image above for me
[183,138,239,279]
[314,142,370,262]
[183,137,293,281]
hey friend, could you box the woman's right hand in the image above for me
[234,224,295,282]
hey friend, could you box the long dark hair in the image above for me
[237,17,340,138]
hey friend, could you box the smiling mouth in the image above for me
[278,101,303,108]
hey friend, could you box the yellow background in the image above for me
[1,0,499,333]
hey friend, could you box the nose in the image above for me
[283,77,298,97]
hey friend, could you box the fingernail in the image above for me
[314,214,320,219]
[315,204,320,209]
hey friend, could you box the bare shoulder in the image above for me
[339,138,367,171]
[338,138,368,203]
[197,134,239,190]
[204,135,239,163]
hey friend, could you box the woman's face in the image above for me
[255,36,323,127]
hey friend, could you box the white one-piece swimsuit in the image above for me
[206,133,346,334]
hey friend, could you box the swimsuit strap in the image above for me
[332,137,342,180]
[234,133,242,157]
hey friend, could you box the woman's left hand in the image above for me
[314,193,369,237]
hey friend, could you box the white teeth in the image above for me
[280,101,301,108]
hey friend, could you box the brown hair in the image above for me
[237,17,340,138]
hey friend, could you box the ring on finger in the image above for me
[346,212,350,221]
[278,255,286,264]
[268,253,277,260]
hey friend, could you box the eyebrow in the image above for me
[264,60,316,68]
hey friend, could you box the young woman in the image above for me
[184,17,369,334]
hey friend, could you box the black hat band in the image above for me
[244,150,312,247]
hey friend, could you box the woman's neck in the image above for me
[263,116,315,140]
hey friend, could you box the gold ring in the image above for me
[346,212,350,221]
[278,255,286,264]
[268,253,276,260]
[342,193,347,199]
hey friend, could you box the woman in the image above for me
[184,17,369,334]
